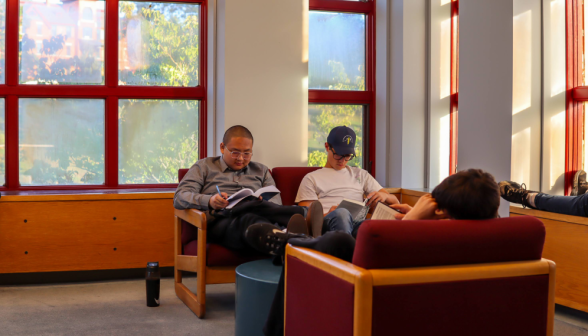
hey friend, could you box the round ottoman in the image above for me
[235,259,282,336]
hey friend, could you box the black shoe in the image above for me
[572,170,588,196]
[305,201,324,238]
[498,181,534,208]
[244,223,306,256]
[287,214,308,235]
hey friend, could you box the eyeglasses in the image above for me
[329,148,355,161]
[226,150,252,159]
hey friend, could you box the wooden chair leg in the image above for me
[174,215,206,318]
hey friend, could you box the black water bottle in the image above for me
[146,262,160,307]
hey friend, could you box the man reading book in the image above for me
[295,126,400,237]
[174,125,321,254]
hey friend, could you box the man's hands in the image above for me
[209,192,229,210]
[390,203,412,220]
[401,194,446,221]
[365,190,400,208]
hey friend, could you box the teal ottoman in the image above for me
[235,259,282,336]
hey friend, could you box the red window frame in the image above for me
[308,0,376,175]
[449,0,459,176]
[567,0,585,195]
[1,0,207,191]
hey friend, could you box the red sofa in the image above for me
[174,166,320,317]
[285,216,556,336]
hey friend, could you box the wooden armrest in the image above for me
[174,208,207,230]
[286,245,367,284]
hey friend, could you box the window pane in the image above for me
[0,0,5,84]
[119,100,199,184]
[0,99,4,185]
[19,0,105,85]
[308,104,363,168]
[119,2,200,87]
[19,99,105,185]
[309,12,365,91]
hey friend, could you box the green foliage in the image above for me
[119,99,199,184]
[15,2,200,186]
[118,2,199,86]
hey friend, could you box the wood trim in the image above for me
[174,209,207,230]
[286,245,367,284]
[354,270,373,336]
[383,188,402,194]
[197,226,207,313]
[0,192,174,202]
[370,259,552,286]
[206,267,237,284]
[510,206,588,226]
[547,260,556,336]
[400,189,429,198]
[174,216,183,284]
[555,297,588,314]
[176,255,199,272]
[175,282,204,317]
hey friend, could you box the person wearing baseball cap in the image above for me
[295,126,399,237]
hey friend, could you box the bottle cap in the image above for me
[147,262,159,270]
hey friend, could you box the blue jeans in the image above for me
[323,208,364,236]
[535,192,588,217]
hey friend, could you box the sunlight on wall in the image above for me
[513,10,532,115]
[550,0,565,97]
[439,114,450,183]
[550,111,566,187]
[440,18,451,99]
[511,127,531,184]
[441,0,451,5]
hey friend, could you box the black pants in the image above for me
[263,232,356,336]
[207,199,305,250]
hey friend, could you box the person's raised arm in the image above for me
[174,164,227,211]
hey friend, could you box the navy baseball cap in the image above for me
[327,126,356,156]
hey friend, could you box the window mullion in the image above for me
[105,96,118,187]
[5,95,17,188]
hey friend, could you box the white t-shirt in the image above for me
[295,167,383,214]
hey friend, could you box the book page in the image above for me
[227,188,254,201]
[371,202,398,220]
[252,185,280,198]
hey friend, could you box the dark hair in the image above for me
[431,168,500,220]
[223,125,254,145]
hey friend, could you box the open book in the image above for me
[226,185,281,209]
[371,202,399,220]
[336,199,400,222]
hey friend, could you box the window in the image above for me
[82,7,93,21]
[82,27,92,39]
[0,0,207,190]
[307,0,374,173]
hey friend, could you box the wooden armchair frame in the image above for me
[174,208,237,318]
[285,245,557,336]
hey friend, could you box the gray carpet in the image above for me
[0,278,587,335]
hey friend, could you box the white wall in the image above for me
[216,0,308,168]
[542,0,566,194]
[458,0,513,217]
[511,0,542,190]
[389,0,427,189]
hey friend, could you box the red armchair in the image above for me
[285,216,555,336]
[174,166,320,317]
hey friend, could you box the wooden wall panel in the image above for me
[0,198,174,274]
[511,210,588,313]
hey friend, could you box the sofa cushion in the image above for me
[272,167,322,205]
[353,216,545,269]
[183,240,267,267]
